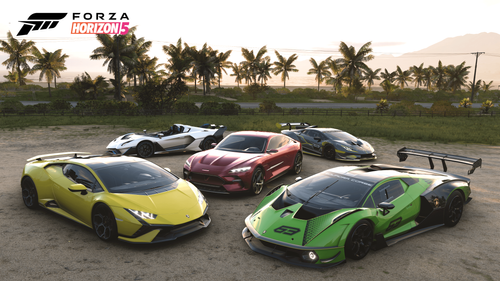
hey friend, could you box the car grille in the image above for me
[360,153,376,159]
[186,172,229,193]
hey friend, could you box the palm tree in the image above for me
[83,72,109,99]
[214,50,232,88]
[135,55,161,84]
[272,51,298,89]
[325,58,342,93]
[467,79,482,96]
[3,69,33,84]
[187,43,217,95]
[256,58,273,86]
[411,63,425,88]
[362,67,381,91]
[52,50,68,88]
[230,63,244,88]
[241,46,267,84]
[307,58,331,91]
[380,79,397,98]
[433,61,447,91]
[481,80,493,91]
[422,66,435,91]
[163,38,192,81]
[335,41,374,87]
[0,31,36,85]
[445,61,470,93]
[394,66,413,89]
[90,26,138,100]
[380,68,396,84]
[30,47,66,97]
[128,34,152,87]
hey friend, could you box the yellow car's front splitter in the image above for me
[118,214,211,244]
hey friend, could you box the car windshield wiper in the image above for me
[303,180,338,205]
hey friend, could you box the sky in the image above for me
[1,0,500,84]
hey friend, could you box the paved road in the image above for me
[1,100,486,109]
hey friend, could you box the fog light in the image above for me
[301,251,318,263]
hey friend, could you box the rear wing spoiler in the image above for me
[214,125,227,140]
[276,122,314,130]
[27,152,91,162]
[397,147,482,175]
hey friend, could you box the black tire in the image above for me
[92,204,118,241]
[137,141,154,158]
[21,177,39,209]
[290,152,303,175]
[323,145,336,160]
[250,167,265,195]
[345,220,373,260]
[201,136,216,151]
[444,190,464,227]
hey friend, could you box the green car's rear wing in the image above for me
[397,147,482,175]
[276,122,314,130]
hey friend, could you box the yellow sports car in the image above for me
[20,152,210,243]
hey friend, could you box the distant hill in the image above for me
[367,32,500,86]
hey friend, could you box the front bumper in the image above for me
[335,151,377,161]
[118,214,211,244]
[242,215,346,268]
[183,168,252,194]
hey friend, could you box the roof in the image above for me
[230,131,281,138]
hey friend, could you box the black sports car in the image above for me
[279,122,376,161]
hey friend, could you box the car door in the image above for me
[263,136,294,179]
[367,179,420,238]
[51,164,101,225]
[301,130,321,155]
[158,126,194,151]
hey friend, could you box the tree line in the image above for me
[1,29,494,103]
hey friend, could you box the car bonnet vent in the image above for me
[280,209,294,218]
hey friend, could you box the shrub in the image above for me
[376,99,389,113]
[174,101,199,114]
[200,101,221,115]
[49,100,72,115]
[459,97,472,108]
[259,100,282,113]
[481,100,494,114]
[220,102,241,115]
[0,100,24,114]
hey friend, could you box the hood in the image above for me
[106,133,157,149]
[193,149,262,168]
[248,202,357,247]
[332,138,374,153]
[106,181,206,225]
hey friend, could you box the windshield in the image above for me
[288,170,373,209]
[93,161,179,194]
[216,135,267,153]
[323,130,358,142]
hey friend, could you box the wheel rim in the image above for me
[138,143,153,157]
[93,210,114,240]
[294,153,302,174]
[448,196,463,224]
[22,181,35,207]
[252,169,264,194]
[349,224,373,259]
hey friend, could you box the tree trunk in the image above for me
[202,75,205,96]
[48,82,51,97]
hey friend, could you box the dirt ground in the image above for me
[0,125,499,281]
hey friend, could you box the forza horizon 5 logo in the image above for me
[17,12,130,36]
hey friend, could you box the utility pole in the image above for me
[470,52,484,102]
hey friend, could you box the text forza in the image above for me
[71,13,129,35]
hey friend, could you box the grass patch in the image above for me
[0,115,498,145]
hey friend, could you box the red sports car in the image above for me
[183,131,302,195]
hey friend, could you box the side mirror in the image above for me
[164,167,171,172]
[266,149,278,153]
[69,184,88,195]
[314,137,321,142]
[211,143,217,148]
[158,133,164,139]
[295,177,302,182]
[378,202,395,216]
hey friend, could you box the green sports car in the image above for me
[242,148,481,268]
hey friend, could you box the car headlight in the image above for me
[185,158,193,168]
[230,166,251,173]
[340,145,357,152]
[188,182,206,207]
[127,209,157,220]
